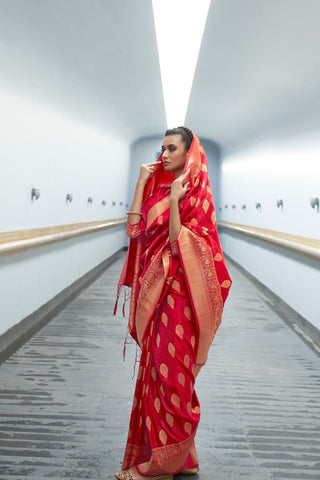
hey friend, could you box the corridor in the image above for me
[0,254,319,480]
[1,1,320,479]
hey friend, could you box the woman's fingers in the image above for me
[179,168,190,182]
[144,162,159,170]
[138,162,159,183]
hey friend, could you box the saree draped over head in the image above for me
[115,133,231,476]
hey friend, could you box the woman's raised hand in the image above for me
[170,169,190,202]
[138,162,159,184]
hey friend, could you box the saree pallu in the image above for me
[116,133,232,476]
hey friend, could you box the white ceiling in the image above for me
[0,0,319,150]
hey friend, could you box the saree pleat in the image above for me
[122,267,200,475]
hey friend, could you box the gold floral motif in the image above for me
[178,372,185,387]
[146,416,152,431]
[167,294,174,309]
[202,199,209,213]
[161,313,168,326]
[171,393,181,408]
[154,397,161,413]
[172,279,180,292]
[159,429,168,445]
[165,412,174,427]
[184,306,192,320]
[168,343,175,357]
[190,196,196,207]
[160,363,168,379]
[175,324,184,339]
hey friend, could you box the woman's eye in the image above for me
[169,147,176,152]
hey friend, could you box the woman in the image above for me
[114,127,231,480]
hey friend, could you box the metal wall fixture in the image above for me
[66,193,73,203]
[310,195,319,211]
[224,204,228,209]
[276,198,284,209]
[255,202,262,211]
[242,204,246,211]
[31,187,40,201]
[87,197,93,205]
[219,207,222,211]
[232,204,236,209]
[102,200,106,206]
[120,201,123,206]
[112,201,116,206]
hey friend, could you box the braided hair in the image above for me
[165,126,194,151]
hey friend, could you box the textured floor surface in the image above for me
[0,254,320,480]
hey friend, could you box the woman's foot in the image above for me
[177,467,199,475]
[114,466,173,480]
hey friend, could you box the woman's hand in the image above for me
[170,169,190,202]
[138,162,159,184]
[169,169,190,242]
[128,162,158,225]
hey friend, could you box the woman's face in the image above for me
[161,134,188,179]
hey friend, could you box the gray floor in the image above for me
[0,255,320,480]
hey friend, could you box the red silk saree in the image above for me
[115,133,231,476]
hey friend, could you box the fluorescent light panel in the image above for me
[152,0,211,128]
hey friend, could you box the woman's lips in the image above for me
[163,161,169,166]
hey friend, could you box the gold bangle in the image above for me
[126,210,142,216]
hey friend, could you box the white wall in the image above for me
[219,128,320,330]
[127,136,162,206]
[0,91,130,336]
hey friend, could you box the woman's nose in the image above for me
[162,151,168,159]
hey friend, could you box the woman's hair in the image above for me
[165,126,194,151]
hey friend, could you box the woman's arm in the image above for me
[169,169,190,243]
[127,162,158,225]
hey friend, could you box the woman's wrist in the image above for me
[170,195,179,204]
[137,178,147,187]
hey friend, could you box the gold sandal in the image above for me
[178,467,199,475]
[114,466,173,480]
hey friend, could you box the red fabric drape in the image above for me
[115,133,231,475]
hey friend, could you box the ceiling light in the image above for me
[152,0,211,128]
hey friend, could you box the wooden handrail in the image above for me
[0,218,127,257]
[218,221,320,260]
[2,218,318,260]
